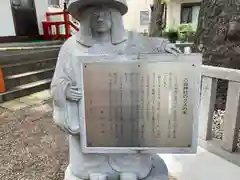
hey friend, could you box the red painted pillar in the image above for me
[46,12,50,21]
[0,66,6,93]
[63,11,71,38]
[42,22,51,40]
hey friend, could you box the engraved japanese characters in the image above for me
[81,54,201,152]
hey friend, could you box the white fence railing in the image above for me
[175,43,240,153]
[200,65,240,152]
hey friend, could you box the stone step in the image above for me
[0,40,63,48]
[2,58,57,76]
[4,68,54,90]
[5,67,54,80]
[0,45,61,52]
[0,46,58,102]
[0,79,52,102]
[0,48,59,65]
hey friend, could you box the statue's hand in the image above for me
[164,43,182,55]
[66,85,82,102]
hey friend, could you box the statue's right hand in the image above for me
[66,85,82,102]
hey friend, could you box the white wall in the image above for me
[123,0,202,33]
[166,0,202,29]
[0,0,70,37]
[34,0,49,35]
[0,0,16,36]
[123,0,153,33]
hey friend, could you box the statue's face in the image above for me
[90,7,112,33]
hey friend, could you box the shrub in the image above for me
[178,24,196,42]
[162,24,196,42]
[162,28,179,43]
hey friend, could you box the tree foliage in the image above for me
[194,0,240,67]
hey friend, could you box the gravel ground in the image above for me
[0,100,177,180]
[0,100,68,180]
[212,110,240,149]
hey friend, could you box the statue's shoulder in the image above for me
[59,36,75,54]
[60,35,87,54]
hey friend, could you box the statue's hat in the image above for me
[68,0,128,20]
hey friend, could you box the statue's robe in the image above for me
[51,31,169,180]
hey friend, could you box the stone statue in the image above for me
[51,0,181,180]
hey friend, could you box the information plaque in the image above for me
[79,54,202,154]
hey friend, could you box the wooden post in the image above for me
[199,76,217,140]
[63,11,71,38]
[56,24,60,38]
[46,12,50,22]
[42,22,50,40]
[222,81,240,152]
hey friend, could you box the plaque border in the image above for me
[77,53,202,154]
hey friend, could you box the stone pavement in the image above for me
[0,90,51,111]
[0,91,68,180]
[161,147,240,180]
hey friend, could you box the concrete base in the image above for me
[64,155,168,180]
[161,147,240,180]
[0,90,51,111]
[199,139,240,166]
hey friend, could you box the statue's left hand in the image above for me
[164,43,182,55]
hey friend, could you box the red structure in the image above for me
[42,10,79,40]
[0,66,5,93]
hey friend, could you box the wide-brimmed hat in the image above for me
[68,0,128,20]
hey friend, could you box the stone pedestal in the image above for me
[64,155,168,180]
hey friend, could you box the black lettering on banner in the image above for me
[130,73,134,143]
[113,73,118,139]
[135,73,140,144]
[147,74,150,123]
[172,76,178,138]
[140,75,145,140]
[152,73,159,137]
[168,73,172,139]
[156,75,161,137]
[182,78,189,115]
[109,73,113,136]
[120,75,123,137]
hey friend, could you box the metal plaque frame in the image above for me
[76,53,202,154]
